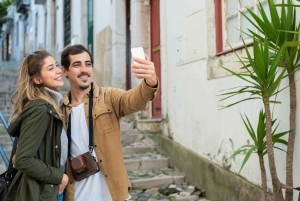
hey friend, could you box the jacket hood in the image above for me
[8,100,46,137]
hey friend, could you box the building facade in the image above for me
[3,0,300,200]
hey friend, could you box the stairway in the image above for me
[0,135,12,173]
[0,68,19,133]
[121,125,207,201]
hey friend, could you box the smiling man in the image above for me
[60,44,158,201]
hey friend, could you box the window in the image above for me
[64,0,71,46]
[87,0,93,55]
[215,0,270,55]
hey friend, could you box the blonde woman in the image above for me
[5,51,68,201]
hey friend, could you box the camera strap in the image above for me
[67,84,94,158]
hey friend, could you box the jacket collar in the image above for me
[62,82,100,107]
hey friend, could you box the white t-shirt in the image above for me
[70,103,112,201]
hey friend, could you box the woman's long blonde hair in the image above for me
[10,51,63,122]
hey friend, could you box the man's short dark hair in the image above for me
[61,44,94,70]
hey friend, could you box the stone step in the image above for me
[121,131,144,146]
[136,118,161,133]
[128,168,185,190]
[0,146,13,170]
[120,120,134,133]
[123,146,155,155]
[0,135,14,166]
[0,145,13,162]
[0,126,8,134]
[129,183,206,201]
[128,172,208,200]
[122,139,155,155]
[0,135,13,146]
[124,152,169,172]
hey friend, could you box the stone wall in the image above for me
[148,133,274,201]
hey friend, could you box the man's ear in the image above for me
[33,77,42,85]
[61,66,69,79]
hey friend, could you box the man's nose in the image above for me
[80,65,87,72]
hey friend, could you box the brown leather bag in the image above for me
[70,151,100,181]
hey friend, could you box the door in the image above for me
[126,0,131,90]
[150,0,161,118]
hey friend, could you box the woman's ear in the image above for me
[33,77,42,85]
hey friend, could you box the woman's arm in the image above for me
[14,104,64,185]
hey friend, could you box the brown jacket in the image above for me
[62,81,157,201]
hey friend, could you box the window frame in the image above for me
[215,0,269,56]
[64,0,71,47]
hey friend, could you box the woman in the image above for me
[5,51,68,201]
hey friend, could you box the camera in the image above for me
[70,151,100,181]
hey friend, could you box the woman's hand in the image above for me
[58,174,69,194]
[12,155,15,164]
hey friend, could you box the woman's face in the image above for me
[36,56,64,89]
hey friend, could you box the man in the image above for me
[60,44,158,201]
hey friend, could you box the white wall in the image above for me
[160,0,300,197]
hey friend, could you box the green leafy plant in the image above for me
[219,36,286,200]
[0,0,13,19]
[227,110,288,201]
[241,2,300,199]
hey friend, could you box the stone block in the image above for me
[131,176,173,189]
[121,133,139,145]
[120,121,134,132]
[173,175,185,184]
[136,119,161,133]
[140,158,169,172]
[125,159,141,172]
[122,147,155,155]
[175,195,199,201]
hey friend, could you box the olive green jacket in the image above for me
[5,100,64,201]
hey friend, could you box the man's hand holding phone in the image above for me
[131,47,158,87]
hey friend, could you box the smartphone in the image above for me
[131,47,145,64]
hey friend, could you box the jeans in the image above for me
[58,193,63,201]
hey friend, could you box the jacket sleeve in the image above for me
[107,79,158,119]
[14,104,63,184]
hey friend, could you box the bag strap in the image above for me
[277,180,300,201]
[67,85,94,158]
[88,85,94,152]
[6,139,17,177]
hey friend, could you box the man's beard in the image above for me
[77,72,91,89]
[79,84,90,90]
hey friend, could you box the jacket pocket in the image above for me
[94,106,117,134]
[40,184,58,200]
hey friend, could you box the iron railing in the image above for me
[0,111,14,167]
